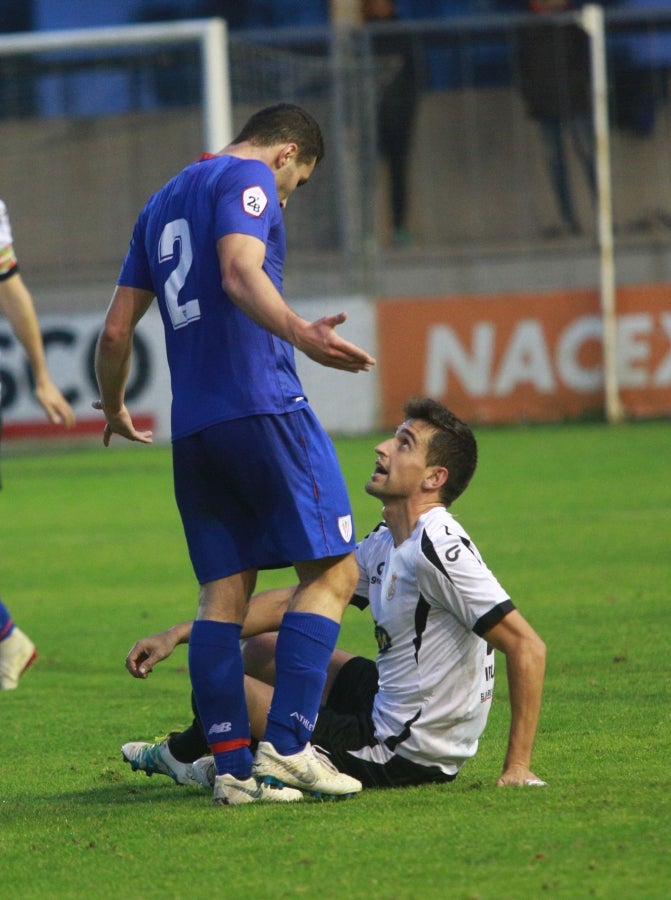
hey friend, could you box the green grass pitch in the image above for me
[1,419,669,898]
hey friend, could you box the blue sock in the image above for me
[0,600,14,641]
[263,611,340,756]
[188,620,253,780]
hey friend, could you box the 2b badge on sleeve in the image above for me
[242,186,268,217]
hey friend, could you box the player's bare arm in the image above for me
[0,273,76,427]
[484,608,547,787]
[126,622,192,678]
[125,587,295,678]
[218,233,375,373]
[94,284,155,445]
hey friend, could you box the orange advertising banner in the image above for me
[376,285,671,426]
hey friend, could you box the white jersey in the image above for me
[0,199,19,280]
[351,505,514,777]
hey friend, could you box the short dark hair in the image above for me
[402,397,478,507]
[233,103,325,165]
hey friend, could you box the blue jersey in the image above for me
[118,154,307,440]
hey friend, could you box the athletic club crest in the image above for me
[338,515,353,543]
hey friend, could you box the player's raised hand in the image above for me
[296,312,376,372]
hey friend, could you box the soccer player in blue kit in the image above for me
[94,104,376,805]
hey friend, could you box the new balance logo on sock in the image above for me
[208,722,232,736]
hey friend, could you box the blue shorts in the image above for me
[172,408,356,583]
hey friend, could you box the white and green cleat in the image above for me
[252,741,362,800]
[213,772,303,805]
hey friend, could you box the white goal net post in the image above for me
[0,17,233,152]
[581,3,622,425]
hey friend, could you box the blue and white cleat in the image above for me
[121,738,197,786]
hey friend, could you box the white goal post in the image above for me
[581,3,624,425]
[0,17,233,152]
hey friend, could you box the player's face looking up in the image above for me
[366,419,446,502]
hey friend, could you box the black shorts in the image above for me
[312,657,456,789]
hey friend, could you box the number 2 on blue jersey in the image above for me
[159,218,201,330]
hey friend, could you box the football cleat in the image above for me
[213,773,303,805]
[0,627,37,690]
[191,755,216,788]
[121,738,197,785]
[252,741,362,799]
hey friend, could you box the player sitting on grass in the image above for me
[122,398,547,792]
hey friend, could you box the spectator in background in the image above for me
[202,1,251,29]
[133,0,253,107]
[611,0,671,138]
[0,198,76,689]
[515,0,596,237]
[0,0,36,119]
[133,1,207,107]
[362,0,421,245]
[239,0,328,28]
[135,0,250,31]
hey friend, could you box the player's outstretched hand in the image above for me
[125,631,180,678]
[296,312,376,372]
[92,399,153,446]
[497,763,547,787]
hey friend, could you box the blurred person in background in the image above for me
[611,0,671,140]
[363,0,421,245]
[0,198,76,689]
[515,0,596,237]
